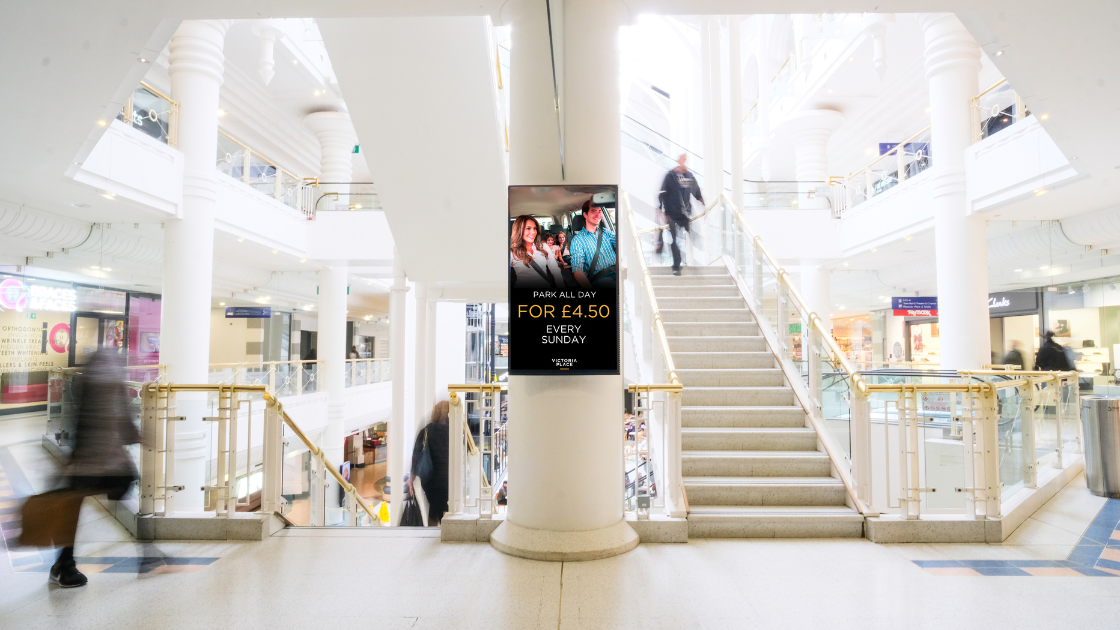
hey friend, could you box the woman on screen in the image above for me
[510,215,562,289]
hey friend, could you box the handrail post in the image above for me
[262,397,283,514]
[1055,376,1065,469]
[295,361,304,395]
[448,392,465,515]
[806,324,821,413]
[140,385,158,516]
[1021,382,1037,488]
[776,279,789,361]
[666,388,685,518]
[850,390,873,511]
[241,149,251,184]
[979,386,1001,518]
[896,144,907,183]
[752,238,763,300]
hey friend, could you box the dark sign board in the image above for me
[988,290,1039,316]
[892,296,938,317]
[225,306,272,318]
[508,185,620,375]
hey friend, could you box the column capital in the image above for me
[920,13,981,81]
[168,20,232,85]
[304,111,358,183]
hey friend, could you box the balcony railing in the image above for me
[299,181,383,219]
[117,82,178,147]
[972,79,1029,143]
[215,130,304,213]
[830,125,933,217]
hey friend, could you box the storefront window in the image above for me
[127,295,161,375]
[909,321,940,365]
[0,276,76,413]
[831,315,873,364]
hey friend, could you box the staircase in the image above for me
[651,265,864,538]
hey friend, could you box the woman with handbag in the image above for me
[409,401,451,526]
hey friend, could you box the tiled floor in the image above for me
[2,414,1120,628]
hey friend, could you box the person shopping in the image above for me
[658,153,704,276]
[410,401,451,526]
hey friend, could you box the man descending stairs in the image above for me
[651,265,864,538]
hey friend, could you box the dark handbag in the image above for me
[415,428,435,488]
[400,495,424,527]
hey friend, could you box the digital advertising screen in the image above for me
[508,185,620,375]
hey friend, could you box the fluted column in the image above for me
[921,14,988,369]
[165,19,230,511]
[304,111,357,207]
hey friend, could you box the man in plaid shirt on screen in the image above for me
[570,191,617,289]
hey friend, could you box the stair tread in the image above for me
[684,476,842,486]
[688,505,861,517]
[682,427,815,434]
[683,450,829,459]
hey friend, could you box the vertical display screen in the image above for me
[508,185,620,375]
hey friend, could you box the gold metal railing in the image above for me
[119,81,179,148]
[263,391,379,524]
[623,193,681,385]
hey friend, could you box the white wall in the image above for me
[209,308,262,364]
[434,302,466,402]
[966,116,1079,214]
[72,120,182,217]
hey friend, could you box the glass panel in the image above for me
[997,385,1027,502]
[976,83,1024,141]
[76,287,127,314]
[127,296,161,375]
[216,133,249,180]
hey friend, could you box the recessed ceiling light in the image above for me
[848,57,854,62]
[843,262,849,267]
[1034,188,1047,196]
[90,265,100,270]
[69,202,90,208]
[1014,268,1023,272]
[97,120,107,126]
[1040,265,1049,270]
[827,88,833,94]
[292,60,299,65]
[100,192,115,200]
[271,249,278,254]
[138,57,149,63]
[238,238,245,242]
[103,267,111,272]
[870,248,877,253]
[217,109,226,116]
[994,50,1004,57]
[220,302,226,306]
[924,107,931,113]
[903,235,912,241]
[299,258,307,263]
[1040,114,1049,120]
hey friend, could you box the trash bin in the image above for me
[1080,397,1120,498]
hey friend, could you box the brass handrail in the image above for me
[209,360,323,368]
[623,192,680,386]
[263,391,380,524]
[834,125,931,184]
[217,129,302,183]
[726,195,868,395]
[974,78,1009,101]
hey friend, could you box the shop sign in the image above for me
[788,322,802,334]
[0,278,76,313]
[225,306,272,318]
[892,296,938,317]
[987,290,1039,315]
[508,185,620,375]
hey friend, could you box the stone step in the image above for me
[652,285,741,298]
[682,451,833,477]
[683,477,848,507]
[674,352,774,369]
[677,369,784,387]
[660,308,752,323]
[683,386,795,407]
[663,322,759,338]
[651,274,734,287]
[682,427,818,452]
[668,336,767,353]
[686,506,864,538]
[649,265,728,276]
[657,296,745,310]
[681,406,807,428]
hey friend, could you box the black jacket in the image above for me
[658,168,703,223]
[1035,341,1073,371]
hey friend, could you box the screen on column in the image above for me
[508,185,620,375]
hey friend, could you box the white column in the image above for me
[800,265,831,323]
[388,249,408,524]
[754,18,773,182]
[701,18,724,202]
[304,111,357,208]
[782,109,845,196]
[494,0,636,561]
[164,19,229,511]
[921,14,989,369]
[728,17,744,210]
[413,282,429,432]
[317,264,347,523]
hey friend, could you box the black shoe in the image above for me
[672,269,681,276]
[49,564,88,588]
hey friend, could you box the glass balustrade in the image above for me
[973,80,1028,142]
[214,130,304,213]
[117,82,178,147]
[833,126,933,216]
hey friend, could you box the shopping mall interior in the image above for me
[2,0,1119,627]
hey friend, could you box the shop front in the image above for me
[0,274,161,415]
